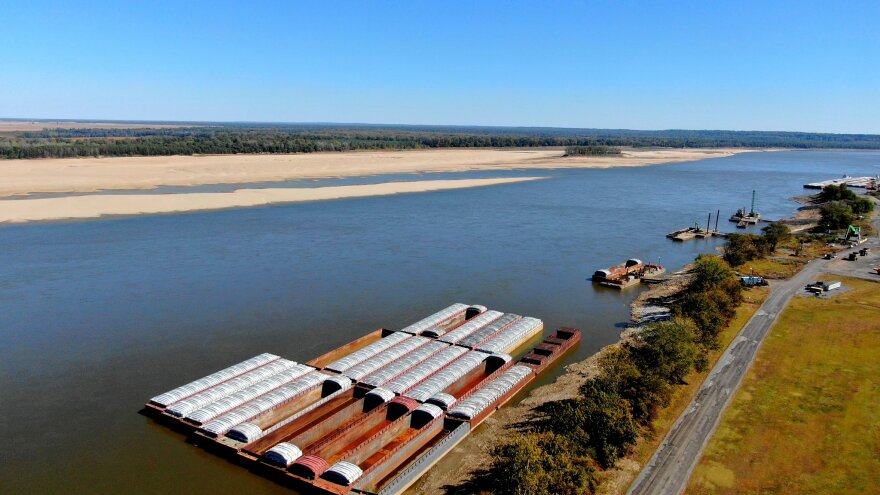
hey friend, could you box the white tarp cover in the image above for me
[426,392,457,410]
[323,461,364,486]
[438,310,503,344]
[359,341,448,388]
[365,387,395,404]
[448,365,532,420]
[165,359,297,418]
[199,371,328,436]
[400,303,469,335]
[457,313,522,348]
[413,403,443,419]
[263,442,303,467]
[476,317,543,354]
[185,364,313,424]
[225,422,263,443]
[383,345,468,394]
[342,336,431,382]
[150,353,278,407]
[404,351,487,402]
[324,332,411,373]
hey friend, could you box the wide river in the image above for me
[1,150,878,494]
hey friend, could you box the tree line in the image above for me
[3,125,880,159]
[468,255,744,495]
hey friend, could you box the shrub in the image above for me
[819,201,855,230]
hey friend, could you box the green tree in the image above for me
[818,184,857,202]
[632,318,699,384]
[850,196,875,215]
[723,234,764,266]
[819,201,855,230]
[760,222,791,251]
[492,432,599,495]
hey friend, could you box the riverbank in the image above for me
[0,147,756,197]
[0,177,542,224]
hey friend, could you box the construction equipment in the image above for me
[844,225,862,244]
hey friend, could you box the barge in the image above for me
[591,258,666,289]
[143,303,580,494]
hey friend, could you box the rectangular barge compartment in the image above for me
[306,398,417,464]
[360,329,581,495]
[241,385,370,459]
[308,329,396,370]
[357,421,469,495]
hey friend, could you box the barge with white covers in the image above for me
[144,303,580,494]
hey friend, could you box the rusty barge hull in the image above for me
[143,304,579,495]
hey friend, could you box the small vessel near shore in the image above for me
[729,190,761,225]
[591,258,666,289]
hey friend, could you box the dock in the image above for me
[666,227,725,242]
[143,303,580,495]
[804,176,879,190]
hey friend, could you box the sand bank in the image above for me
[0,177,541,224]
[0,121,187,132]
[0,148,755,197]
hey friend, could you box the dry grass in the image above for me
[738,257,802,279]
[598,287,770,494]
[685,276,880,495]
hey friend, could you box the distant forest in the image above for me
[2,122,880,159]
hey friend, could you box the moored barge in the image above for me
[143,304,580,494]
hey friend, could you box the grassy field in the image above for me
[599,286,770,494]
[686,276,880,495]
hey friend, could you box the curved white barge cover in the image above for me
[359,341,448,388]
[199,371,328,436]
[324,332,411,373]
[149,353,278,408]
[457,313,522,348]
[383,345,468,394]
[323,461,364,486]
[225,422,264,443]
[185,363,313,424]
[476,317,543,354]
[342,336,431,382]
[364,386,396,405]
[404,351,487,402]
[447,365,532,420]
[164,359,297,418]
[425,392,457,410]
[437,310,503,344]
[399,303,469,335]
[263,442,303,467]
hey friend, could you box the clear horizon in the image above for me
[2,1,878,133]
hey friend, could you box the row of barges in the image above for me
[144,303,580,494]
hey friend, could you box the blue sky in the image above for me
[2,1,878,132]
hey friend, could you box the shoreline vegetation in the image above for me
[412,255,750,495]
[420,200,847,495]
[2,123,880,159]
[563,145,622,156]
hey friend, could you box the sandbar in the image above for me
[0,148,756,197]
[0,177,542,224]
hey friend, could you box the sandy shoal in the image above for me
[0,177,542,224]
[0,148,757,197]
[0,121,188,132]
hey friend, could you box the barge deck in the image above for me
[143,304,580,495]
